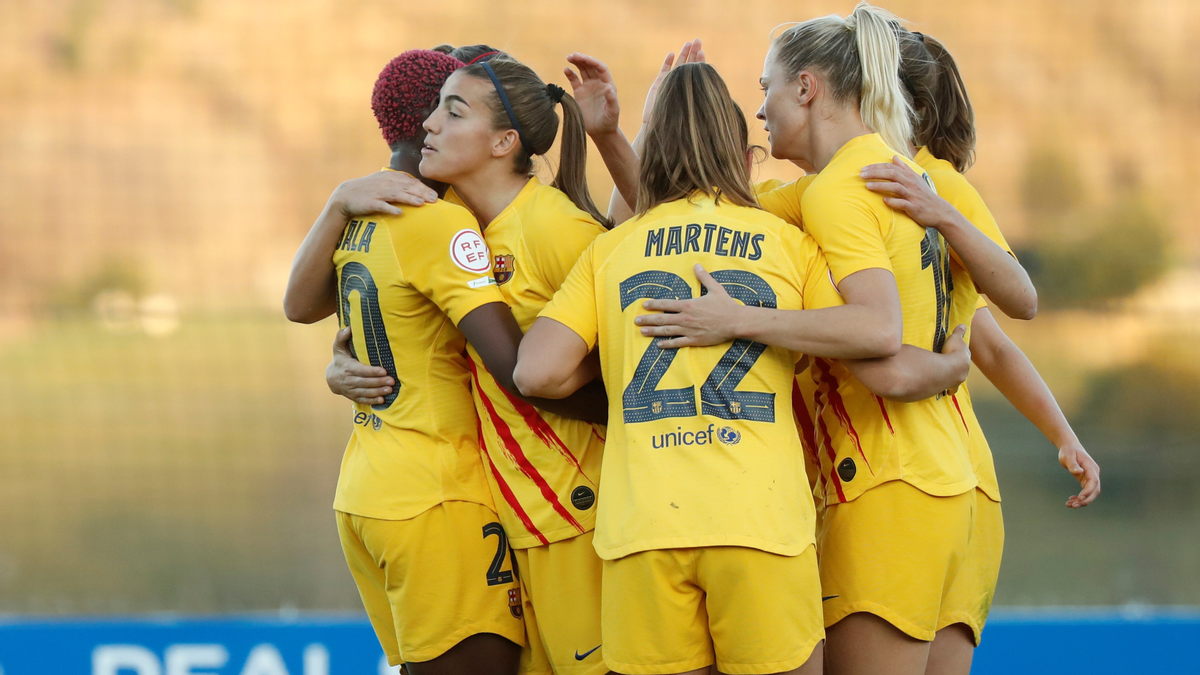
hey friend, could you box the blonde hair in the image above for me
[771,1,913,158]
[636,63,758,214]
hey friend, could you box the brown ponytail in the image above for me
[636,63,758,214]
[898,32,975,172]
[461,58,613,229]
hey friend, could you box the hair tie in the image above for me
[466,51,499,65]
[480,61,535,157]
[546,83,565,104]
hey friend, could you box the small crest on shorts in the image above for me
[570,486,595,511]
[837,457,857,482]
[508,587,523,618]
[493,254,516,285]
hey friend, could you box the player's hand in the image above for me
[642,39,705,125]
[331,170,437,219]
[565,53,621,138]
[1059,441,1101,508]
[940,324,970,396]
[326,327,394,405]
[861,157,957,232]
[634,264,740,349]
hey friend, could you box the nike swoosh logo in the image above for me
[822,595,839,601]
[574,645,601,661]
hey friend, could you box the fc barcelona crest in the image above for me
[493,254,516,285]
[508,587,523,618]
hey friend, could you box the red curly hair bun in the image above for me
[372,50,464,146]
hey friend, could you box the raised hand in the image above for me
[565,53,621,138]
[642,39,706,125]
[332,170,437,219]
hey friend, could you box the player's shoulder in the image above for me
[380,198,476,233]
[917,154,979,203]
[520,180,606,236]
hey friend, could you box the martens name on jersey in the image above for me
[644,224,765,261]
[339,220,377,253]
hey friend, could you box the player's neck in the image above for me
[389,140,447,198]
[809,103,873,172]
[449,165,529,231]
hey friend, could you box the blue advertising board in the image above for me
[0,608,1197,674]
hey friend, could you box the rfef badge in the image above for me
[493,254,515,285]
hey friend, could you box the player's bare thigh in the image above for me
[403,632,521,675]
[826,613,930,675]
[925,623,974,675]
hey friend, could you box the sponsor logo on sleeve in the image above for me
[450,229,491,274]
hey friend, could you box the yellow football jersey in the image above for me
[760,133,976,505]
[540,194,844,560]
[457,178,609,549]
[332,196,504,521]
[916,146,1014,502]
[753,178,786,198]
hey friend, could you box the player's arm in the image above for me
[842,325,970,402]
[283,171,437,323]
[513,318,597,399]
[970,307,1100,508]
[862,157,1037,320]
[458,304,608,425]
[568,41,705,219]
[636,265,902,359]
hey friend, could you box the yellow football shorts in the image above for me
[336,502,526,666]
[937,490,1003,645]
[602,545,824,675]
[514,530,605,675]
[817,479,976,641]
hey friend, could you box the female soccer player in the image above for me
[283,49,529,675]
[415,55,615,675]
[515,61,915,675]
[579,5,983,674]
[295,49,613,675]
[845,30,1100,675]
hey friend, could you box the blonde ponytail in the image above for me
[847,3,913,157]
[771,2,913,158]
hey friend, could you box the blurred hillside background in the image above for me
[1,0,1198,613]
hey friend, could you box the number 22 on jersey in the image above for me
[620,269,778,425]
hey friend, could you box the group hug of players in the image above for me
[283,4,1102,675]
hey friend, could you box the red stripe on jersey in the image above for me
[812,383,847,504]
[815,359,874,475]
[479,424,550,545]
[951,393,969,434]
[591,426,606,444]
[874,394,895,435]
[468,360,586,533]
[495,383,597,487]
[792,380,821,467]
